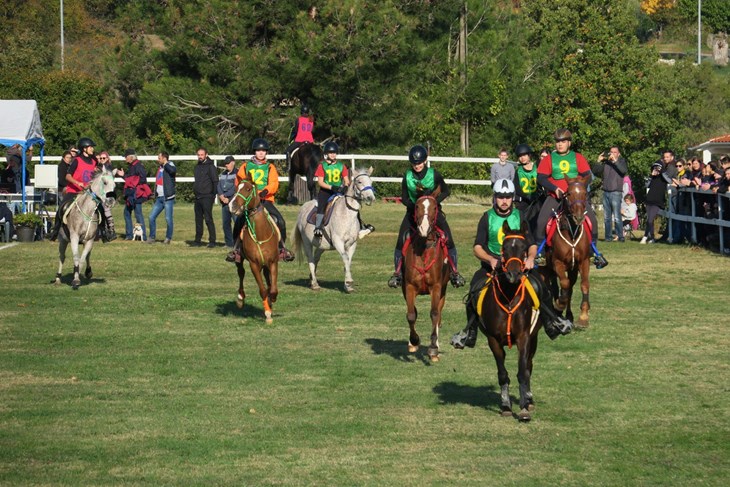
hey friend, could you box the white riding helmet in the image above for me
[493,178,515,197]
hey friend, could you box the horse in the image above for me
[287,142,322,204]
[52,167,116,290]
[401,189,449,362]
[544,175,592,328]
[229,179,280,323]
[472,221,540,421]
[292,167,375,293]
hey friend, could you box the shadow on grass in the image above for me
[284,277,344,292]
[214,300,268,320]
[432,381,504,413]
[49,274,108,289]
[364,338,432,365]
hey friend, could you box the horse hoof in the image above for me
[310,284,320,291]
[429,354,440,362]
[236,298,244,309]
[72,281,80,290]
[344,284,355,293]
[527,403,535,412]
[517,409,532,422]
[407,343,418,353]
[500,409,513,417]
[265,312,273,325]
[576,320,589,330]
[85,270,93,279]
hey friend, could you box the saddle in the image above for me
[401,225,447,255]
[545,211,593,247]
[305,195,343,227]
[469,273,540,319]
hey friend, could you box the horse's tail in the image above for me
[292,223,302,262]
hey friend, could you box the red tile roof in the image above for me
[709,134,730,143]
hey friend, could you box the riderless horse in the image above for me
[52,167,116,290]
[229,179,280,323]
[292,167,375,293]
[544,175,592,328]
[287,143,322,204]
[400,189,449,361]
[470,221,541,421]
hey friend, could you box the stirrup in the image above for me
[314,227,323,238]
[544,316,573,340]
[225,249,241,263]
[387,272,402,288]
[279,247,295,262]
[594,254,608,269]
[450,326,477,349]
[535,253,546,267]
[450,272,465,288]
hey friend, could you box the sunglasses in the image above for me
[675,164,683,167]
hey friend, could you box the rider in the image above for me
[513,143,543,238]
[226,138,295,263]
[313,141,375,239]
[48,137,114,242]
[387,144,465,289]
[450,178,573,349]
[286,104,315,170]
[534,128,608,269]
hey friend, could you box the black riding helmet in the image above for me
[77,137,96,150]
[515,143,533,157]
[301,105,310,115]
[408,145,428,165]
[251,138,270,151]
[323,141,339,154]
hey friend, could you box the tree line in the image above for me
[1,0,729,185]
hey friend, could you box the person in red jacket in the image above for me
[285,104,315,170]
[534,128,607,268]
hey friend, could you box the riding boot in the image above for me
[48,199,70,241]
[527,272,573,340]
[279,240,295,262]
[226,217,244,263]
[357,212,374,239]
[450,299,479,349]
[590,241,609,269]
[314,213,324,238]
[447,247,465,288]
[387,249,403,288]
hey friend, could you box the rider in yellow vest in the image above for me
[226,138,295,263]
[450,179,573,349]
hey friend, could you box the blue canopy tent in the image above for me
[0,100,46,212]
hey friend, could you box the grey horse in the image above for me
[293,167,375,293]
[53,167,116,290]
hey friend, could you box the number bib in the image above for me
[486,207,522,256]
[405,167,435,204]
[550,150,578,180]
[517,165,538,196]
[322,161,345,187]
[246,160,271,191]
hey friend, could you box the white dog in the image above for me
[132,224,144,241]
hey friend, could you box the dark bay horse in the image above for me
[545,175,592,328]
[52,167,116,290]
[287,142,322,204]
[401,190,449,361]
[473,221,540,421]
[229,179,280,323]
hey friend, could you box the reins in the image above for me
[556,183,588,267]
[493,233,529,349]
[234,183,277,263]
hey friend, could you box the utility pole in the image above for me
[60,0,65,71]
[697,0,701,65]
[459,3,469,155]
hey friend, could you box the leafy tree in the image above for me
[677,0,730,33]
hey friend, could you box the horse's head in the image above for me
[563,175,589,225]
[229,179,259,216]
[414,187,441,238]
[89,167,117,208]
[500,220,528,284]
[349,166,376,205]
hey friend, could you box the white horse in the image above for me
[293,167,375,293]
[53,167,116,290]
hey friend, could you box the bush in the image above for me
[14,212,42,227]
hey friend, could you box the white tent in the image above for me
[0,100,46,210]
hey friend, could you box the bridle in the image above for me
[343,172,375,211]
[500,234,527,274]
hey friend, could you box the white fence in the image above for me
[37,154,500,186]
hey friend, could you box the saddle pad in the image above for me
[305,196,342,226]
[546,213,593,247]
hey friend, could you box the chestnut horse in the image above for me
[401,190,449,361]
[544,175,591,328]
[229,179,279,323]
[286,142,322,204]
[471,221,540,421]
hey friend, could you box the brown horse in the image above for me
[472,221,540,421]
[545,175,592,328]
[229,179,279,323]
[401,190,449,361]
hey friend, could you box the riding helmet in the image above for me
[301,105,310,115]
[323,141,339,154]
[553,128,572,142]
[514,143,533,157]
[493,178,515,197]
[251,138,270,151]
[408,145,428,165]
[77,137,96,150]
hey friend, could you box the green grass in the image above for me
[1,201,728,485]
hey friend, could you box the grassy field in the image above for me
[1,201,728,486]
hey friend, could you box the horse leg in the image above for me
[249,262,273,324]
[235,261,246,309]
[516,332,535,422]
[84,247,93,280]
[304,237,320,291]
[577,261,591,328]
[427,286,445,362]
[307,168,316,201]
[405,286,419,353]
[487,335,512,416]
[53,239,67,285]
[554,262,571,313]
[70,235,82,290]
[336,240,356,293]
[267,261,279,304]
